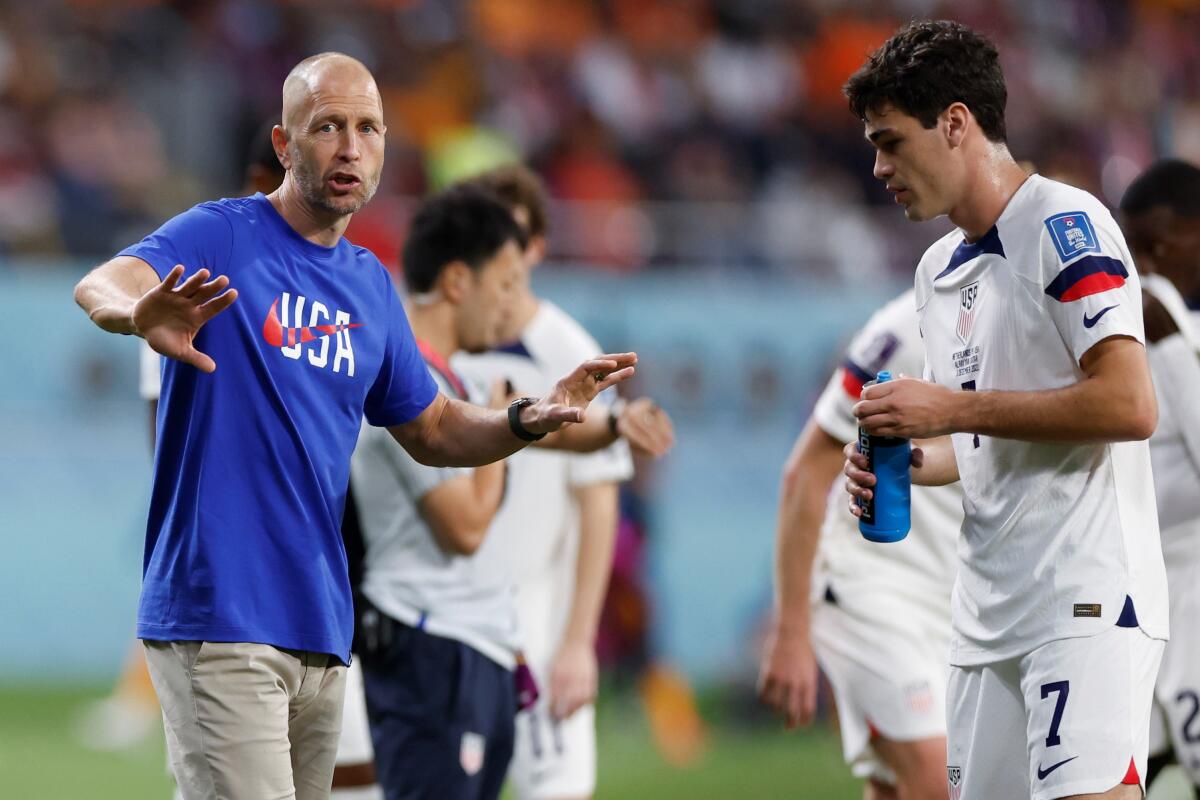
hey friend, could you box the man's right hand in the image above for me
[133,264,238,374]
[757,625,819,730]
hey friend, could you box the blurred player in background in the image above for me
[73,118,288,755]
[759,290,961,800]
[73,52,633,800]
[1119,159,1200,795]
[843,21,1166,800]
[455,164,674,800]
[349,184,638,800]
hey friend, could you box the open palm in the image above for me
[132,264,238,374]
[524,353,639,434]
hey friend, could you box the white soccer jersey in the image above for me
[454,301,634,592]
[1143,272,1200,567]
[139,341,161,400]
[811,289,961,621]
[351,364,519,670]
[914,174,1168,666]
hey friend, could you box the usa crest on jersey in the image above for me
[460,731,485,776]
[947,765,963,800]
[957,282,980,342]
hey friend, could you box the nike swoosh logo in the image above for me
[262,298,362,348]
[1083,305,1118,328]
[1037,756,1078,780]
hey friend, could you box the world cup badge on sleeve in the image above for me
[957,282,980,343]
[460,731,486,776]
[947,766,963,800]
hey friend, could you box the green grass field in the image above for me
[2,686,1193,799]
[1,684,860,799]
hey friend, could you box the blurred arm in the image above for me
[416,461,507,556]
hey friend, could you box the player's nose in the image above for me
[873,152,894,181]
[337,128,361,161]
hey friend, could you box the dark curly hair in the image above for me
[844,20,1008,143]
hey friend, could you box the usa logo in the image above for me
[261,292,362,376]
[947,765,963,800]
[460,731,485,776]
[957,282,980,343]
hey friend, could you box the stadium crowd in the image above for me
[2,0,1199,273]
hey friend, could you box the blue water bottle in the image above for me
[856,371,911,543]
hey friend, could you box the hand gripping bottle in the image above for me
[856,371,911,543]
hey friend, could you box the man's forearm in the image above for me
[774,423,845,636]
[395,396,530,468]
[563,482,620,645]
[535,410,615,453]
[911,436,959,486]
[946,336,1155,444]
[74,257,159,335]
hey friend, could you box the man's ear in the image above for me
[272,125,291,170]
[438,262,472,304]
[944,102,971,149]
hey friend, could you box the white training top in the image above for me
[352,364,520,670]
[454,301,634,591]
[811,290,962,622]
[1143,272,1200,569]
[139,341,161,400]
[915,173,1168,666]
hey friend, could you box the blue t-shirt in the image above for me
[119,194,438,663]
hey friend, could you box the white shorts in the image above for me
[336,659,375,766]
[507,571,597,799]
[1150,562,1200,783]
[946,625,1163,800]
[811,585,951,784]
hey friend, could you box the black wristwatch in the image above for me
[508,397,546,442]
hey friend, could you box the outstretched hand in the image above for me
[617,397,675,457]
[132,264,238,374]
[518,353,638,435]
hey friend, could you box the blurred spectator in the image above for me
[1,0,1198,274]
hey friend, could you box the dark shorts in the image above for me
[360,618,516,800]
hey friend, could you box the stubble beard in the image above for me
[290,154,379,217]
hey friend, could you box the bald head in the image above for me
[281,52,381,133]
[273,52,387,223]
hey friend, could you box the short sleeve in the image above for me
[139,341,161,401]
[117,202,234,281]
[1039,208,1144,364]
[364,280,439,427]
[568,438,634,487]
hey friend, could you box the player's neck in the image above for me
[268,179,352,248]
[406,302,459,362]
[949,150,1029,242]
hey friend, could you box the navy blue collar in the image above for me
[936,225,1005,281]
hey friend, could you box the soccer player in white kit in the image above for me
[1119,160,1200,793]
[759,290,962,799]
[455,164,674,800]
[842,21,1167,800]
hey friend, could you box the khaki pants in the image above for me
[144,641,347,800]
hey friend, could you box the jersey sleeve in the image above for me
[811,295,920,444]
[1039,207,1144,363]
[139,341,161,401]
[117,202,234,281]
[363,277,439,427]
[567,437,634,487]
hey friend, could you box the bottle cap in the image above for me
[876,371,893,383]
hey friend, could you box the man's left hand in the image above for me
[520,353,638,435]
[852,377,958,439]
[548,638,598,721]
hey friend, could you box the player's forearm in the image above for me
[948,357,1156,443]
[396,396,530,468]
[773,423,844,636]
[534,410,615,453]
[911,436,959,486]
[470,460,507,521]
[562,482,620,645]
[74,267,142,335]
